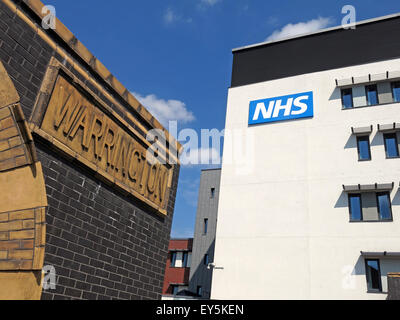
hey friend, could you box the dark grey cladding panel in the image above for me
[231,16,400,87]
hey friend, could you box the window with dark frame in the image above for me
[348,194,363,221]
[356,136,371,161]
[204,254,209,266]
[341,88,353,109]
[197,286,202,296]
[365,84,379,106]
[211,188,216,198]
[392,81,400,102]
[365,259,382,292]
[170,251,177,267]
[376,192,392,220]
[182,252,188,268]
[383,133,400,158]
[204,218,208,234]
[171,285,179,295]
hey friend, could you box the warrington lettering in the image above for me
[40,76,170,212]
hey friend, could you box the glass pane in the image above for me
[366,260,381,291]
[393,82,400,102]
[357,137,371,160]
[172,286,179,295]
[342,89,353,108]
[384,134,399,158]
[182,252,188,267]
[366,85,378,105]
[349,195,362,220]
[377,193,391,220]
[204,219,208,234]
[171,252,177,267]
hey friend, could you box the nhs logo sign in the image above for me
[249,91,314,125]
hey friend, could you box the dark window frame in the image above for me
[203,218,208,235]
[341,88,353,109]
[211,188,216,199]
[182,252,189,268]
[356,135,372,161]
[171,285,179,295]
[392,81,400,102]
[365,84,379,106]
[348,193,363,222]
[383,132,400,158]
[376,192,393,221]
[203,254,209,266]
[365,259,383,293]
[170,251,177,268]
[197,286,202,296]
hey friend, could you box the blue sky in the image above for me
[49,0,400,238]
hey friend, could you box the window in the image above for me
[365,84,379,106]
[365,259,382,292]
[376,192,392,220]
[348,194,362,221]
[392,81,400,102]
[170,252,177,267]
[203,254,209,266]
[197,286,202,296]
[203,218,208,234]
[211,188,216,198]
[171,285,179,295]
[384,133,400,158]
[341,88,353,109]
[182,252,188,268]
[356,136,371,161]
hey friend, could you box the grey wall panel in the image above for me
[188,169,221,299]
[377,82,394,104]
[353,86,367,107]
[362,193,378,221]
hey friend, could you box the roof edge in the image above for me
[233,12,400,53]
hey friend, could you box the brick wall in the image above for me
[0,1,179,300]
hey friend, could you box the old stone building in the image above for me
[0,0,181,300]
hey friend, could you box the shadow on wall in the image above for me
[334,191,348,209]
[351,256,366,276]
[329,87,341,101]
[344,134,357,149]
[188,239,216,299]
[371,132,384,147]
[392,189,400,206]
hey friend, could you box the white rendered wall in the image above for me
[212,58,400,300]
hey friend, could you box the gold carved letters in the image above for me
[40,75,171,214]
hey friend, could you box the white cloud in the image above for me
[201,0,222,6]
[164,8,178,24]
[163,7,193,25]
[266,17,334,42]
[133,92,195,127]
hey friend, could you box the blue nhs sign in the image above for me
[248,91,314,125]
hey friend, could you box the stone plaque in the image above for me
[33,69,172,215]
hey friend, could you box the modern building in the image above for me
[162,238,193,299]
[189,168,221,299]
[212,14,400,299]
[0,0,181,300]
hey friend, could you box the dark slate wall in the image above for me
[232,15,400,87]
[0,1,179,300]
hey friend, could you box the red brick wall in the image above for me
[162,239,193,295]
